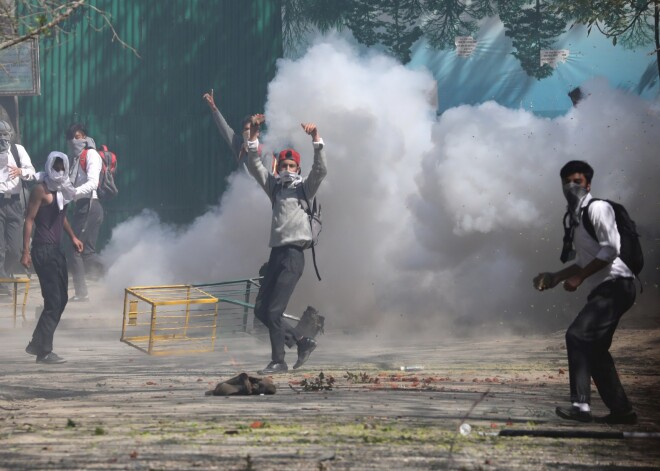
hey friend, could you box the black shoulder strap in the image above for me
[10,143,28,211]
[10,143,21,168]
[581,198,601,241]
[300,185,321,282]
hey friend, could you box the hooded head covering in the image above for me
[44,151,76,210]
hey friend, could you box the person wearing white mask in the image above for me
[65,123,104,302]
[246,119,327,375]
[0,119,36,295]
[533,160,638,425]
[22,152,83,364]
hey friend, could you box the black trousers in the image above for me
[566,278,636,413]
[30,244,68,355]
[0,196,24,280]
[67,198,104,297]
[253,246,304,363]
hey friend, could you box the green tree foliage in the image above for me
[499,0,567,80]
[555,0,660,82]
[421,0,494,49]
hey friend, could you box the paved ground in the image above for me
[1,281,659,470]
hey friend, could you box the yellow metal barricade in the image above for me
[121,285,219,356]
[0,277,30,329]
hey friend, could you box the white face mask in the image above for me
[68,138,87,158]
[563,182,589,213]
[278,171,302,186]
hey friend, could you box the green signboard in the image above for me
[0,38,40,96]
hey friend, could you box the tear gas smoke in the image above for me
[103,37,660,336]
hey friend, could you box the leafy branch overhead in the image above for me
[282,0,660,81]
[0,0,138,57]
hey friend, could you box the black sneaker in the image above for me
[555,406,592,423]
[36,352,66,364]
[596,410,638,425]
[69,295,89,302]
[293,337,317,369]
[258,361,288,375]
[25,341,39,356]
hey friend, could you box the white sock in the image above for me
[572,402,591,412]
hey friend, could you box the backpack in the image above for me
[80,145,118,200]
[581,198,644,278]
[271,182,323,280]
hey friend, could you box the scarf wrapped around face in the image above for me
[44,151,76,210]
[277,171,303,187]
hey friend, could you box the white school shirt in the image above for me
[73,148,102,200]
[574,193,634,290]
[0,144,36,194]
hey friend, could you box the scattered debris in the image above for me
[66,418,76,428]
[344,372,379,384]
[206,373,276,396]
[300,372,335,391]
[459,423,472,436]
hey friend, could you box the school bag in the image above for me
[80,145,118,200]
[271,182,323,280]
[581,198,644,284]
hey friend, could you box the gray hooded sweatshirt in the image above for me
[247,138,327,248]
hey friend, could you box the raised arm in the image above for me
[203,88,238,152]
[245,116,274,194]
[300,123,327,199]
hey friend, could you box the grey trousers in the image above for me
[0,196,24,282]
[67,198,104,297]
[253,246,304,363]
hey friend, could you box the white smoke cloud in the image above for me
[102,37,660,335]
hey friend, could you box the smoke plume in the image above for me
[103,37,660,336]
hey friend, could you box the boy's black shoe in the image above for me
[596,411,638,425]
[555,406,593,423]
[293,337,317,369]
[36,352,66,364]
[25,341,39,356]
[258,361,288,375]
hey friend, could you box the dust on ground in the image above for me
[1,281,659,470]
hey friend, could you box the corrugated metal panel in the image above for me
[18,0,282,244]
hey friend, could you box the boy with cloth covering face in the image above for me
[0,120,36,295]
[22,152,83,364]
[65,123,104,302]
[246,118,327,375]
[533,160,638,425]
